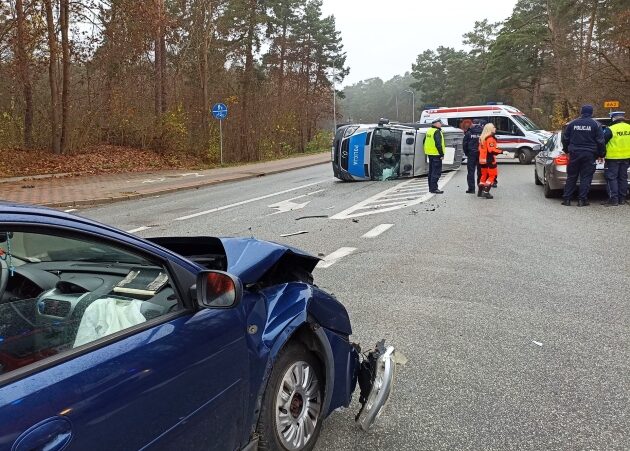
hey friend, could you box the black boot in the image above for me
[561,199,571,206]
[482,186,494,199]
[578,199,590,207]
[601,200,618,207]
[477,184,484,197]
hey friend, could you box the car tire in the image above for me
[519,148,534,165]
[257,343,325,451]
[543,177,561,198]
[534,168,543,185]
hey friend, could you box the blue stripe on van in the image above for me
[348,133,366,177]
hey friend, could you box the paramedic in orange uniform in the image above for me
[478,123,502,199]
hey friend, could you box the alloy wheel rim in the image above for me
[275,360,322,450]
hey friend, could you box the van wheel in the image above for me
[519,148,534,165]
[535,168,542,185]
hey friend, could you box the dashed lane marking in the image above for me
[362,224,394,238]
[126,226,151,234]
[331,172,456,220]
[316,247,356,269]
[175,181,326,221]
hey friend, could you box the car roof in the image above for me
[0,202,127,236]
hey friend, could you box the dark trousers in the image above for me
[467,152,481,190]
[563,152,596,201]
[428,156,443,192]
[605,159,630,203]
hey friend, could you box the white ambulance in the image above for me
[420,105,552,164]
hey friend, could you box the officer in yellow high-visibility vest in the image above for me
[603,111,630,206]
[424,118,446,194]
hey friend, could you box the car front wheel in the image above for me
[257,343,325,451]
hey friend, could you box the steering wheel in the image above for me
[0,258,9,301]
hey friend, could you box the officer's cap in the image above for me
[431,118,443,125]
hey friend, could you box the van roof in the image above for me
[423,105,521,115]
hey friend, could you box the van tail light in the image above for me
[554,154,569,166]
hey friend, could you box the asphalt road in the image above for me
[81,162,630,451]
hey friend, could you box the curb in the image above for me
[43,157,329,208]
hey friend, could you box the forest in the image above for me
[342,0,629,129]
[1,0,628,170]
[0,0,346,165]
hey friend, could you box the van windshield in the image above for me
[512,115,541,131]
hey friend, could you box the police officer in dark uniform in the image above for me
[463,119,485,194]
[561,105,605,207]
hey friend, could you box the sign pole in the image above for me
[212,102,228,166]
[219,119,223,166]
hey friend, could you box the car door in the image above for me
[0,226,250,451]
[492,116,523,158]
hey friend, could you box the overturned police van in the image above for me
[332,119,464,181]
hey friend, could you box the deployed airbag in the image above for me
[74,297,146,348]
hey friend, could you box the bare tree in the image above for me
[14,0,34,148]
[43,0,61,153]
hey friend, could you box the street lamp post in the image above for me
[404,89,416,123]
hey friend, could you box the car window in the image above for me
[542,135,557,153]
[0,231,182,378]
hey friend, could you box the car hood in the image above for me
[219,238,319,284]
[148,236,319,284]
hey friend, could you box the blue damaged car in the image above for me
[0,204,396,451]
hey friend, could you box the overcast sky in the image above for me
[321,0,518,87]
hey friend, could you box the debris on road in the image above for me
[532,341,543,347]
[352,219,360,223]
[280,231,309,237]
[410,210,419,215]
[295,215,328,220]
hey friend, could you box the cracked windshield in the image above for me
[0,0,628,450]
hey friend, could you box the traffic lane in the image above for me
[81,163,412,234]
[315,163,629,450]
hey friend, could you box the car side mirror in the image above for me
[195,270,242,309]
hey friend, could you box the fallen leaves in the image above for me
[0,145,211,178]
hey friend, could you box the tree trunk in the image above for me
[154,0,164,118]
[240,0,257,161]
[60,0,70,153]
[580,0,598,82]
[15,0,34,148]
[43,0,61,154]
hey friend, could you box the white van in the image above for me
[420,105,551,164]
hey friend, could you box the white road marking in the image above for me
[175,180,326,221]
[316,247,356,269]
[126,226,150,233]
[267,189,326,215]
[363,224,394,238]
[331,172,456,220]
[64,208,77,213]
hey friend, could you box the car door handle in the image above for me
[12,416,73,451]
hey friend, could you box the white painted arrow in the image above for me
[268,198,311,215]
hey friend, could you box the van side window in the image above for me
[492,117,524,136]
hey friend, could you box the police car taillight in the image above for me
[554,154,569,166]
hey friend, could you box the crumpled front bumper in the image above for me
[354,341,403,431]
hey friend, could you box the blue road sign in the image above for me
[212,103,228,120]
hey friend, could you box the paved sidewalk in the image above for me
[0,153,329,207]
